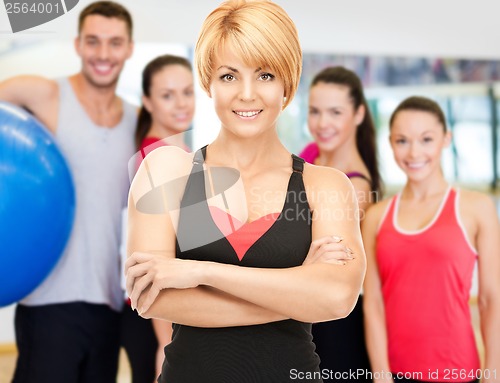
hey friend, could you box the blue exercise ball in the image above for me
[0,101,75,307]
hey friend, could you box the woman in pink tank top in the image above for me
[363,96,500,383]
[300,66,383,382]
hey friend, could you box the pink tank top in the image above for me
[299,142,319,164]
[376,187,479,381]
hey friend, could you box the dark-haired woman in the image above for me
[300,66,382,382]
[363,96,499,383]
[121,54,195,383]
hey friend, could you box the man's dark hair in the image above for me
[78,1,133,38]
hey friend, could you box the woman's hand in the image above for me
[125,252,205,314]
[303,235,354,266]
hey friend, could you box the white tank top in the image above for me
[21,78,136,311]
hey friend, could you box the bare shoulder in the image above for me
[0,75,59,131]
[145,145,194,165]
[0,75,58,105]
[303,163,358,212]
[458,188,498,222]
[303,162,352,192]
[134,146,194,186]
[300,163,356,224]
[349,176,375,213]
[363,197,392,230]
[458,188,494,207]
[367,197,392,216]
[20,75,58,94]
[129,147,195,216]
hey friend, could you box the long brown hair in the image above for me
[311,66,382,196]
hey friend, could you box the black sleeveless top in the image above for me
[160,146,322,383]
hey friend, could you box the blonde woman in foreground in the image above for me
[125,1,366,382]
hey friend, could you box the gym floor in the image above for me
[0,301,484,383]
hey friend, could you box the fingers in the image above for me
[125,251,154,269]
[331,235,343,243]
[125,260,150,299]
[126,252,194,313]
[125,253,202,313]
[317,243,354,260]
[129,267,154,310]
[315,244,354,265]
[305,236,339,262]
[125,252,156,309]
[125,252,156,297]
[304,235,354,266]
[138,286,160,317]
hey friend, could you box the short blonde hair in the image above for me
[195,0,302,108]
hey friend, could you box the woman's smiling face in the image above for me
[208,44,285,139]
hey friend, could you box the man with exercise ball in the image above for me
[0,2,136,382]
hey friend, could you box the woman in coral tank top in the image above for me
[362,96,500,383]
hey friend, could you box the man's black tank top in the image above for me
[160,146,322,383]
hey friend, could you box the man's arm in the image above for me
[0,75,59,133]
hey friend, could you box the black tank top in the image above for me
[160,146,322,383]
